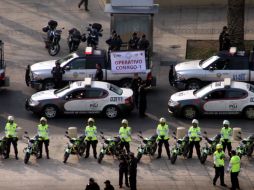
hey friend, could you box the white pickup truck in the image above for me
[26,48,156,90]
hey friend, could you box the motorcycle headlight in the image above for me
[29,98,40,106]
[168,99,179,107]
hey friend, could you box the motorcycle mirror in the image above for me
[65,131,68,134]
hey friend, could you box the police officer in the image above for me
[51,61,65,89]
[220,120,232,157]
[5,115,18,159]
[128,152,138,190]
[95,63,103,81]
[131,73,142,109]
[85,118,98,159]
[188,119,201,159]
[227,150,241,190]
[37,117,50,159]
[78,0,89,11]
[219,26,231,51]
[128,32,140,50]
[119,119,132,153]
[156,117,170,159]
[119,154,129,188]
[213,144,227,187]
[138,34,150,51]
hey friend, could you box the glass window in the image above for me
[84,88,108,98]
[226,89,247,99]
[206,90,226,100]
[86,57,105,69]
[68,59,86,69]
[109,84,123,95]
[213,59,228,70]
[249,84,254,93]
[228,57,249,70]
[57,54,74,65]
[201,56,220,68]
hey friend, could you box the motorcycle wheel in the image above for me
[136,152,142,163]
[24,152,30,164]
[170,153,177,164]
[200,154,207,164]
[98,152,104,164]
[63,152,70,164]
[247,147,254,157]
[151,144,158,156]
[48,43,60,56]
[78,145,86,157]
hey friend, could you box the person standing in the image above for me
[119,154,129,188]
[220,120,232,157]
[85,118,98,159]
[128,153,138,190]
[131,73,142,109]
[78,0,89,11]
[95,63,103,81]
[85,178,100,190]
[119,119,132,153]
[213,144,227,187]
[138,34,150,51]
[138,81,147,117]
[227,150,241,190]
[219,26,231,51]
[37,117,50,159]
[168,65,174,86]
[104,180,114,190]
[128,32,140,50]
[51,61,65,89]
[156,117,171,159]
[187,119,201,159]
[5,115,18,160]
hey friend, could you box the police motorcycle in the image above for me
[170,132,189,164]
[67,28,86,53]
[86,23,103,49]
[23,131,41,164]
[0,135,8,158]
[97,131,123,164]
[236,132,254,158]
[42,20,63,56]
[200,131,221,164]
[136,131,157,162]
[63,131,86,163]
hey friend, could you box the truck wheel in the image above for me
[43,79,55,90]
[243,106,254,119]
[187,79,201,90]
[120,79,132,88]
[43,105,58,119]
[182,106,197,119]
[104,106,119,119]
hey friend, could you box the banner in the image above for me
[110,51,147,73]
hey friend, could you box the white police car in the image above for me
[168,78,254,119]
[26,78,134,119]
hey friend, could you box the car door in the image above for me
[62,58,86,81]
[202,89,227,113]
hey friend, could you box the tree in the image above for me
[227,0,245,50]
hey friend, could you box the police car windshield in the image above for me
[201,56,220,68]
[54,84,70,95]
[56,54,74,65]
[109,84,123,95]
[249,84,254,93]
[194,84,212,97]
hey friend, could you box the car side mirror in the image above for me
[65,66,70,71]
[209,66,214,71]
[203,96,208,100]
[65,95,69,100]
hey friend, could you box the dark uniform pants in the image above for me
[222,140,232,156]
[6,137,18,157]
[38,139,49,157]
[231,172,240,190]
[119,169,129,187]
[157,139,170,158]
[188,141,201,158]
[213,166,225,185]
[120,141,130,153]
[129,172,137,190]
[85,140,97,157]
[78,0,88,9]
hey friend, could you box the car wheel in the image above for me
[244,106,254,119]
[120,79,132,88]
[182,106,197,119]
[43,105,58,119]
[187,79,201,90]
[104,106,119,119]
[43,80,55,90]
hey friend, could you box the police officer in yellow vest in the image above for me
[227,150,241,190]
[5,115,18,159]
[37,117,50,159]
[156,117,170,159]
[213,144,227,187]
[220,120,232,157]
[188,119,201,159]
[85,118,98,159]
[119,119,131,153]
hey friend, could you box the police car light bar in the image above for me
[84,78,92,86]
[84,47,93,55]
[224,78,231,88]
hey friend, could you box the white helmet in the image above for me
[8,115,14,121]
[121,119,128,125]
[223,120,230,126]
[88,118,95,123]
[192,119,199,124]
[40,117,47,122]
[159,117,166,123]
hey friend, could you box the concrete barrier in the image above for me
[176,127,186,139]
[68,127,77,138]
[16,127,24,140]
[233,128,242,141]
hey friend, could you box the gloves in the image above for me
[160,135,165,140]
